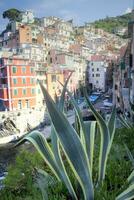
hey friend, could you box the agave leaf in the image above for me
[40,83,94,200]
[51,128,77,199]
[83,89,110,183]
[116,168,134,200]
[58,72,73,111]
[59,82,86,151]
[108,106,116,137]
[116,147,134,200]
[128,170,134,184]
[50,73,77,200]
[17,131,61,181]
[128,171,134,184]
[116,184,134,200]
[118,114,132,129]
[108,106,116,150]
[35,168,57,200]
[74,115,81,135]
[54,93,59,106]
[124,144,134,168]
[84,121,97,173]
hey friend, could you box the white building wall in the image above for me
[88,61,106,91]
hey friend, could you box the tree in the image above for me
[3,8,21,21]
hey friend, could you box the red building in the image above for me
[0,57,36,111]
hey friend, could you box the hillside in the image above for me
[91,12,133,36]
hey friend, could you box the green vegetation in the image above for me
[2,8,21,21]
[91,12,132,35]
[0,148,67,200]
[0,127,133,200]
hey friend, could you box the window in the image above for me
[50,57,52,63]
[92,68,94,72]
[22,89,26,95]
[117,97,120,103]
[96,80,99,84]
[51,75,56,82]
[13,78,17,84]
[31,88,35,94]
[18,100,22,109]
[22,77,26,84]
[92,74,94,77]
[96,74,100,77]
[12,66,17,74]
[91,62,94,66]
[97,68,99,71]
[30,68,34,73]
[14,89,18,96]
[115,85,118,90]
[30,78,34,84]
[22,67,26,73]
[26,100,29,108]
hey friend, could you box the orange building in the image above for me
[0,57,36,111]
[18,25,32,44]
[1,25,33,48]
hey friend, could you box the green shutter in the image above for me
[22,78,26,84]
[22,67,26,73]
[31,88,35,94]
[14,89,18,96]
[13,78,17,84]
[120,61,125,70]
[12,66,17,73]
[23,89,26,95]
[30,68,34,73]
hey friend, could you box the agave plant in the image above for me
[17,74,116,200]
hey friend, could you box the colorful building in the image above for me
[0,56,36,111]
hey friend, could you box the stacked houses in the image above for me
[0,10,127,111]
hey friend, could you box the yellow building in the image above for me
[46,68,64,100]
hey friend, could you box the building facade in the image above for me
[0,57,36,111]
[87,55,107,92]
